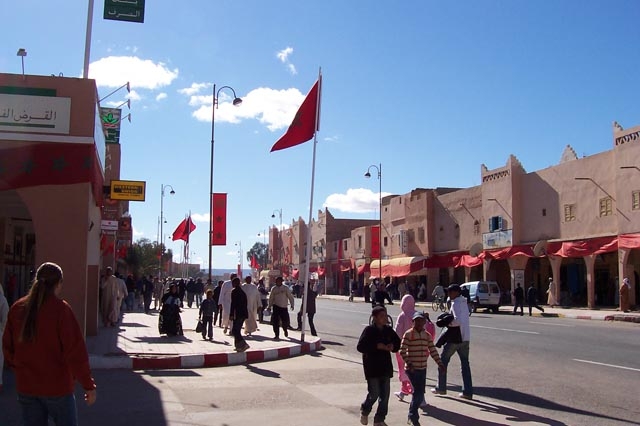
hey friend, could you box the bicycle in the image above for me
[432,296,446,312]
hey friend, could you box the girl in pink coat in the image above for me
[394,294,436,401]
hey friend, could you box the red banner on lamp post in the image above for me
[211,193,227,246]
[370,225,380,260]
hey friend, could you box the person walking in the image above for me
[199,290,216,341]
[374,277,393,307]
[357,306,401,426]
[100,267,119,327]
[153,277,164,311]
[2,262,97,424]
[194,278,204,308]
[513,283,524,316]
[213,280,223,327]
[296,282,318,336]
[0,285,9,393]
[527,284,545,316]
[546,277,558,307]
[230,277,249,352]
[186,278,196,308]
[143,275,154,314]
[219,275,235,334]
[620,278,631,312]
[268,276,294,341]
[349,279,358,302]
[432,284,473,400]
[400,312,445,426]
[257,278,269,323]
[364,281,371,304]
[241,276,261,336]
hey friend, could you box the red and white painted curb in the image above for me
[90,339,322,370]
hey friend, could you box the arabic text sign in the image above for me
[101,220,119,231]
[104,0,145,23]
[110,180,146,201]
[482,229,513,250]
[0,94,71,134]
[100,107,121,144]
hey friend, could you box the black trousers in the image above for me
[232,317,247,348]
[297,312,317,336]
[271,305,290,337]
[215,305,222,327]
[513,300,524,315]
[201,315,213,339]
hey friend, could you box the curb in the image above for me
[89,339,322,370]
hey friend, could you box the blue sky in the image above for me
[2,1,639,269]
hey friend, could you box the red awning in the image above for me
[618,233,640,250]
[546,236,618,257]
[370,256,426,278]
[484,245,536,260]
[357,263,370,275]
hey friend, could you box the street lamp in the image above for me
[159,184,175,279]
[208,84,243,284]
[235,241,243,276]
[365,164,382,282]
[16,48,26,79]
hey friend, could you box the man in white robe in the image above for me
[242,276,261,335]
[101,267,120,327]
[219,273,236,333]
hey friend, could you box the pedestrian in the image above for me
[398,281,407,298]
[432,283,445,304]
[417,282,427,302]
[349,279,358,302]
[241,276,261,335]
[374,277,393,307]
[186,278,196,308]
[513,282,524,316]
[357,306,401,426]
[230,277,250,352]
[199,290,216,341]
[153,277,164,311]
[0,285,9,393]
[400,312,446,426]
[213,280,223,327]
[432,284,473,400]
[177,279,186,305]
[219,275,235,334]
[546,277,558,307]
[2,262,97,423]
[159,284,183,336]
[143,275,154,314]
[100,267,119,327]
[620,278,631,312]
[258,278,269,323]
[194,278,204,308]
[115,272,128,322]
[125,274,136,311]
[268,276,295,341]
[527,284,545,316]
[364,281,371,304]
[136,275,145,310]
[296,282,318,336]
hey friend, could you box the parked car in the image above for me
[461,281,501,313]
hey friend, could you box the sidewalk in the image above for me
[86,306,321,370]
[319,294,640,323]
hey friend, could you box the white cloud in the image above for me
[226,251,237,256]
[133,225,144,237]
[276,47,297,75]
[324,135,339,142]
[127,90,142,101]
[183,85,306,131]
[156,92,167,101]
[324,188,393,213]
[178,82,211,96]
[89,56,178,90]
[191,213,210,223]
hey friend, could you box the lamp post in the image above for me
[159,184,175,279]
[235,241,243,277]
[365,164,382,282]
[16,48,26,79]
[271,209,283,269]
[208,84,243,284]
[258,230,267,270]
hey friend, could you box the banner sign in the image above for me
[110,179,146,201]
[100,107,122,144]
[370,225,380,260]
[211,193,227,246]
[104,0,145,23]
[0,94,71,134]
[101,220,118,231]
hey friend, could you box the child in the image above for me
[400,312,445,426]
[199,290,216,340]
[357,306,401,426]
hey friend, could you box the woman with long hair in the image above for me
[3,262,96,425]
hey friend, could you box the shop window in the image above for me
[418,227,425,244]
[564,204,576,222]
[358,235,362,248]
[599,197,613,217]
[333,241,338,252]
[632,191,640,211]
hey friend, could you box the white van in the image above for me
[461,281,501,313]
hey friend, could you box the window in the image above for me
[599,197,613,217]
[633,191,640,210]
[333,241,338,252]
[343,240,348,251]
[488,216,503,232]
[473,220,480,235]
[542,208,547,216]
[418,227,425,244]
[358,235,362,249]
[564,204,576,222]
[383,236,388,247]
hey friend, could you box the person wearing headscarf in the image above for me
[159,284,183,336]
[620,278,631,313]
[546,277,558,307]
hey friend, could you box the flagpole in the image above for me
[300,68,322,343]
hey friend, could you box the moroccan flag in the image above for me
[270,77,321,152]
[370,225,380,260]
[211,193,227,246]
[172,216,196,242]
[251,255,260,269]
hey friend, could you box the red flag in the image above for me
[172,216,196,242]
[251,255,260,269]
[270,78,321,152]
[370,225,380,260]
[211,193,227,246]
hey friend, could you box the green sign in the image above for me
[100,107,121,144]
[104,0,145,23]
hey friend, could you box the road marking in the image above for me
[573,359,640,372]
[528,321,574,327]
[471,325,539,335]
[323,306,374,315]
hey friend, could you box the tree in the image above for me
[124,238,173,278]
[247,242,268,270]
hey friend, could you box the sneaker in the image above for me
[393,391,405,401]
[407,419,421,426]
[360,414,368,425]
[431,388,446,395]
[458,393,473,400]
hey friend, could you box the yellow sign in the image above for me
[110,180,146,201]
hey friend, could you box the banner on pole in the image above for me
[211,193,227,246]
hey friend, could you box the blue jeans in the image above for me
[407,368,426,422]
[361,376,390,423]
[437,341,473,397]
[18,393,78,426]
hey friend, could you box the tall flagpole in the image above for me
[300,68,322,343]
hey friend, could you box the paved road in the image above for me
[313,297,640,425]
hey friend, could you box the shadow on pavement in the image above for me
[425,404,517,426]
[119,322,151,328]
[320,340,345,346]
[474,387,637,425]
[144,369,202,378]
[136,335,193,344]
[245,364,281,378]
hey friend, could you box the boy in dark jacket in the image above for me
[357,306,401,426]
[199,290,216,340]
